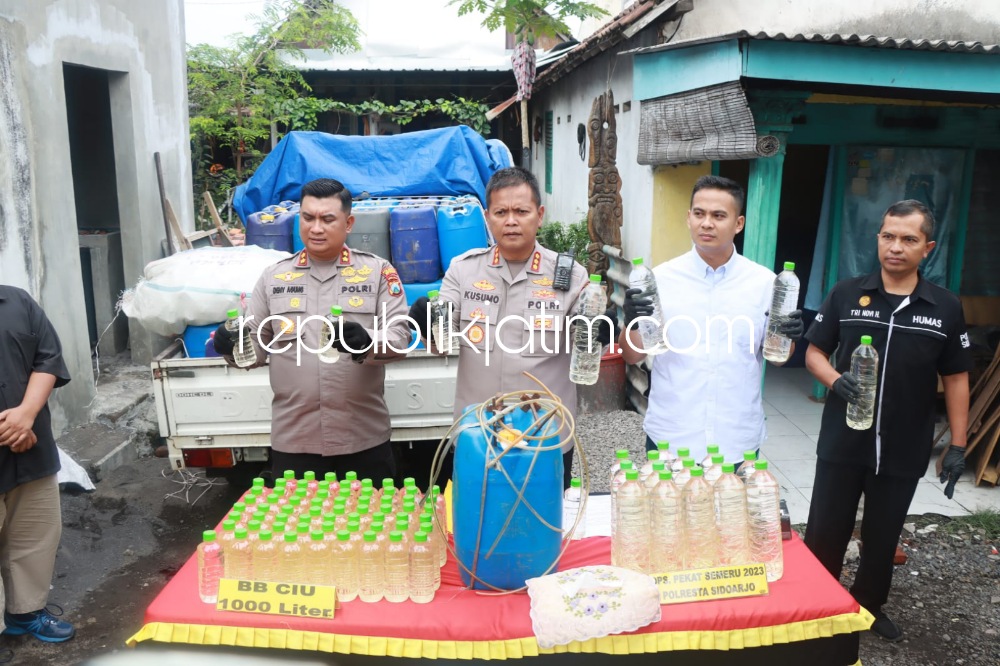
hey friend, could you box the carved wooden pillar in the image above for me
[586,91,623,278]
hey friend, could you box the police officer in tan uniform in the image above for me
[409,167,616,488]
[216,178,411,481]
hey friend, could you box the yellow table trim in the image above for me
[127,607,874,659]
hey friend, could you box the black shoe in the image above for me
[870,611,903,642]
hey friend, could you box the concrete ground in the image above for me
[760,366,1000,523]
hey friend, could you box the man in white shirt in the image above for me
[619,176,803,465]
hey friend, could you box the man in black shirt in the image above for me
[803,200,971,642]
[0,286,75,643]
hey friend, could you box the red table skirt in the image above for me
[128,534,872,659]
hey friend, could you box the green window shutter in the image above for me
[545,111,553,194]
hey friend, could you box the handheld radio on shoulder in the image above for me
[553,252,575,291]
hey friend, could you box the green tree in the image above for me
[187,0,361,183]
[450,1,608,159]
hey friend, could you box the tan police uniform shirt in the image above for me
[439,243,589,446]
[232,246,411,456]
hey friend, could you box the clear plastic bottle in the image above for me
[700,444,720,469]
[253,529,278,583]
[610,460,634,563]
[674,458,695,488]
[609,449,630,489]
[279,531,306,584]
[427,289,455,354]
[714,463,750,567]
[318,305,343,364]
[218,519,237,554]
[847,335,879,430]
[333,529,359,601]
[308,530,334,587]
[648,470,685,573]
[643,461,666,492]
[639,449,660,484]
[763,261,800,364]
[384,531,409,603]
[324,471,339,495]
[409,531,437,603]
[746,461,784,581]
[682,468,718,569]
[569,274,606,385]
[433,485,448,536]
[736,451,758,484]
[704,454,726,485]
[198,530,224,604]
[225,527,254,581]
[671,447,690,473]
[613,470,649,572]
[225,308,258,368]
[655,441,678,468]
[418,519,442,589]
[563,477,585,539]
[628,257,666,355]
[359,530,384,602]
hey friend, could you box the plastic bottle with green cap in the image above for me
[847,334,879,430]
[763,260,800,363]
[253,529,278,583]
[319,305,344,364]
[225,308,258,367]
[682,467,719,569]
[569,274,606,386]
[649,469,684,572]
[628,257,666,355]
[384,531,409,602]
[563,477,585,539]
[613,469,649,571]
[359,530,384,602]
[736,450,759,484]
[715,461,749,567]
[197,530,223,603]
[427,289,455,353]
[746,460,783,581]
[409,531,437,602]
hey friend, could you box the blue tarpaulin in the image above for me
[233,127,511,222]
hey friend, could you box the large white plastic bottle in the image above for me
[714,463,750,567]
[613,470,649,572]
[763,262,800,364]
[746,461,784,581]
[847,335,879,430]
[569,274,606,385]
[628,258,666,355]
[648,470,685,573]
[682,468,718,569]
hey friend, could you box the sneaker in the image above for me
[870,610,903,642]
[3,606,75,643]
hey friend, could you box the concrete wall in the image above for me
[0,0,192,434]
[669,0,1000,44]
[531,44,655,266]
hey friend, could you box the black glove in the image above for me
[213,323,236,356]
[831,372,861,405]
[595,306,620,345]
[623,288,654,327]
[408,297,430,340]
[332,321,373,359]
[777,309,804,340]
[939,445,966,500]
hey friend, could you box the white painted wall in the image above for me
[530,43,654,267]
[0,0,192,432]
[669,0,1000,44]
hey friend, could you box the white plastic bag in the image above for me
[121,246,290,336]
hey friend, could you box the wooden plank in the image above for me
[164,198,193,252]
[203,191,234,247]
[975,419,1000,486]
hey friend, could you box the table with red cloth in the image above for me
[128,534,872,664]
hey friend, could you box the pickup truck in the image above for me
[151,340,458,483]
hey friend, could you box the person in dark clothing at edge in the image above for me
[0,285,75,650]
[803,199,971,642]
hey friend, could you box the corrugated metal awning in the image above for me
[626,31,1000,56]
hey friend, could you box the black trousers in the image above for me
[804,459,920,615]
[269,440,397,485]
